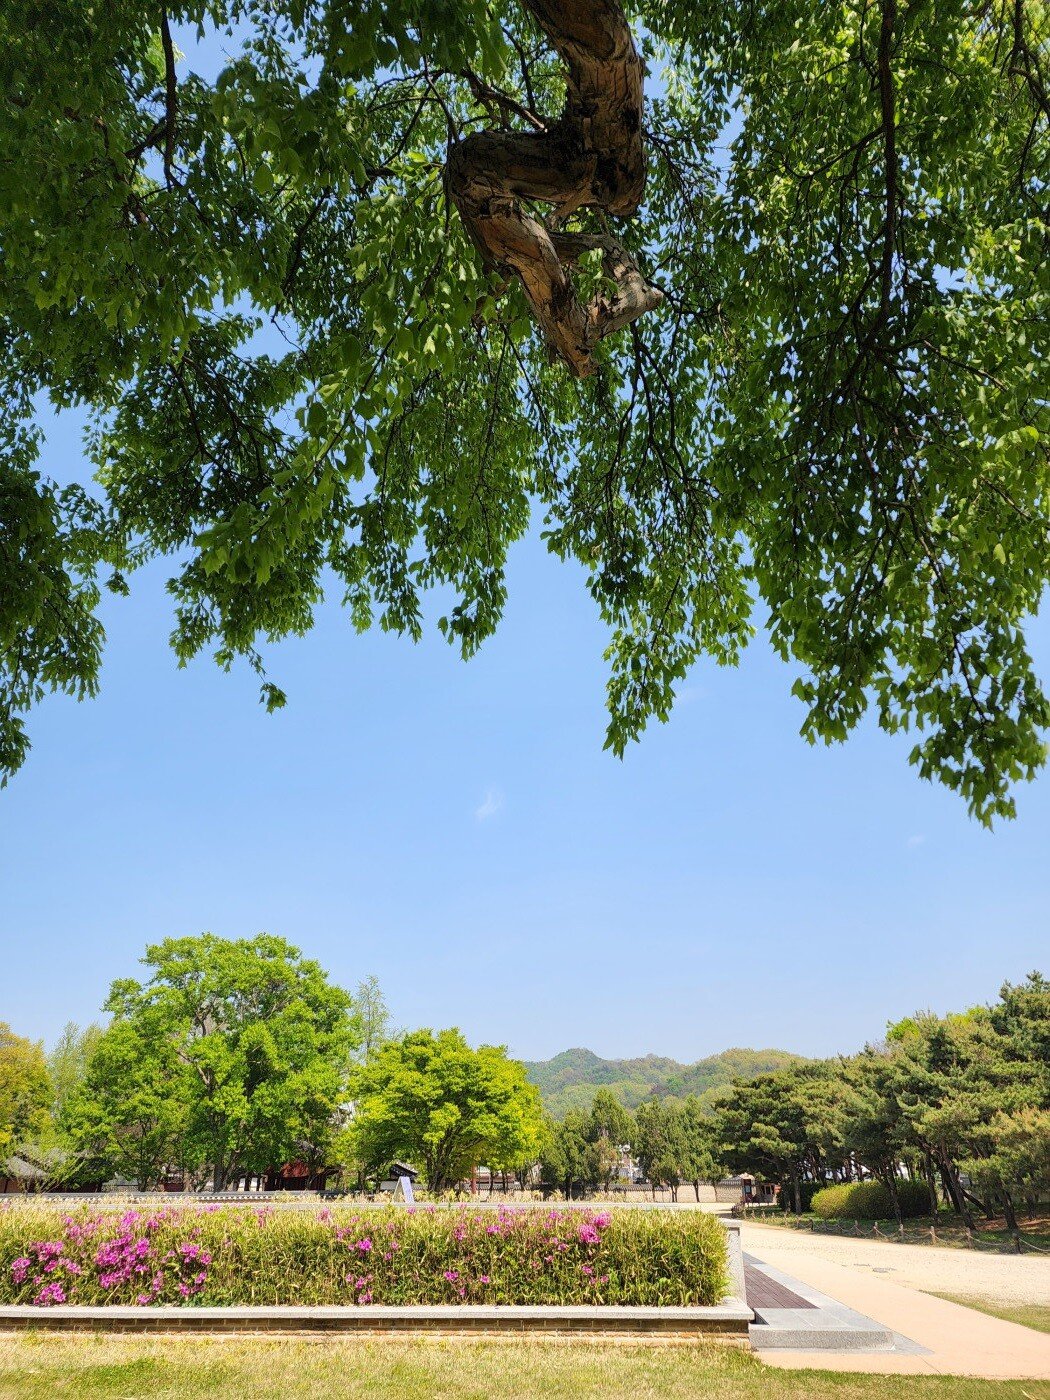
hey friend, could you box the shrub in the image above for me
[779,1181,821,1213]
[811,1180,931,1220]
[0,1203,729,1308]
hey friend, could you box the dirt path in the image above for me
[739,1221,1050,1379]
[737,1221,1050,1307]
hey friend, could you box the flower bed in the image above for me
[0,1204,728,1309]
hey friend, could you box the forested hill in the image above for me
[524,1047,806,1117]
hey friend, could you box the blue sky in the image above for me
[2,408,1048,1064]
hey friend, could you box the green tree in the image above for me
[354,975,395,1062]
[633,1099,685,1199]
[714,1064,844,1212]
[67,1017,195,1189]
[1,1,1046,822]
[0,1023,52,1162]
[678,1096,719,1203]
[537,1108,591,1199]
[47,1021,104,1129]
[353,1028,543,1192]
[78,933,359,1189]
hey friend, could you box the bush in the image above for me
[0,1203,729,1308]
[779,1181,821,1213]
[811,1179,931,1220]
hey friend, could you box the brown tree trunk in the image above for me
[447,0,662,377]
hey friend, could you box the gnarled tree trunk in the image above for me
[447,0,662,377]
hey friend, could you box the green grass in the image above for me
[0,1337,1044,1400]
[928,1294,1050,1336]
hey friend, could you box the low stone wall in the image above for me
[0,1301,752,1341]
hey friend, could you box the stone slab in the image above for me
[744,1256,899,1352]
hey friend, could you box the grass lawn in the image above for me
[929,1294,1050,1336]
[0,1337,1044,1399]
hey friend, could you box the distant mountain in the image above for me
[523,1046,806,1117]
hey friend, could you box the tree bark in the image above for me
[447,0,662,377]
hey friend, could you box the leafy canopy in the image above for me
[352,1026,545,1190]
[0,1023,52,1162]
[0,0,1047,819]
[73,933,359,1188]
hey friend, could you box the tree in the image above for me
[633,1099,684,1199]
[0,1023,52,1162]
[352,1027,544,1191]
[67,1018,195,1189]
[77,933,360,1189]
[47,1021,104,1129]
[537,1108,591,1198]
[354,975,395,1061]
[585,1087,633,1189]
[1,1,1046,821]
[678,1096,719,1203]
[713,1063,844,1212]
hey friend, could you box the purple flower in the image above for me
[32,1281,66,1307]
[578,1224,600,1245]
[355,1238,372,1253]
[443,1270,459,1283]
[479,1275,491,1285]
[10,1257,31,1284]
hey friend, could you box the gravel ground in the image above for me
[737,1221,1050,1308]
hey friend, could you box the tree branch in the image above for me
[447,0,661,376]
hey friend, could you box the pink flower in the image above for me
[32,1281,66,1307]
[10,1257,30,1284]
[355,1238,373,1253]
[578,1224,599,1245]
[479,1275,490,1285]
[443,1270,459,1283]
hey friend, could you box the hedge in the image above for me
[0,1203,729,1308]
[779,1181,821,1213]
[810,1180,931,1220]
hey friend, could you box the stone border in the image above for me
[0,1300,752,1341]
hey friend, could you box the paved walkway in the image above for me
[739,1222,1050,1378]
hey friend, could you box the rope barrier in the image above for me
[736,1206,1049,1254]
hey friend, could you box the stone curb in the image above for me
[0,1300,752,1340]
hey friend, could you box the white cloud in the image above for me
[675,683,708,707]
[907,834,926,848]
[475,789,504,822]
